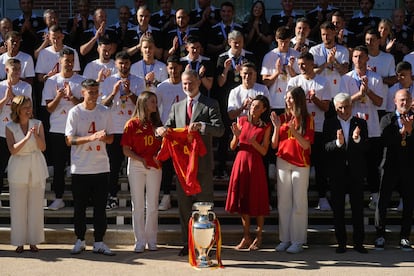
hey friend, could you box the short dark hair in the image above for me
[365,28,380,39]
[241,62,257,71]
[275,26,292,40]
[98,37,111,45]
[221,1,234,10]
[49,24,63,33]
[81,79,99,88]
[166,55,180,64]
[59,47,74,57]
[296,17,310,26]
[396,61,412,73]
[331,11,345,19]
[115,51,131,60]
[186,35,201,44]
[353,45,369,55]
[298,52,314,62]
[320,21,336,31]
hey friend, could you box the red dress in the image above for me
[225,116,270,216]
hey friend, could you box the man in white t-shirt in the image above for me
[228,62,270,120]
[262,26,299,114]
[83,38,116,82]
[100,51,145,210]
[42,48,85,210]
[0,58,32,207]
[155,55,186,211]
[309,22,349,99]
[365,28,397,118]
[288,52,331,211]
[0,31,35,83]
[65,78,115,256]
[35,25,81,83]
[340,45,384,210]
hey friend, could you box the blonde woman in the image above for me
[6,96,48,253]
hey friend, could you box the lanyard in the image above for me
[220,22,233,40]
[142,62,155,77]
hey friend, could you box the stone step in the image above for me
[0,224,411,246]
[0,205,406,225]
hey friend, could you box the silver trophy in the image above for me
[191,202,216,268]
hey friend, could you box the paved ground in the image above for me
[1,243,414,275]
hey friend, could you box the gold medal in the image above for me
[401,139,407,147]
[234,75,240,82]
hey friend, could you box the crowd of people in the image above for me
[1,0,414,256]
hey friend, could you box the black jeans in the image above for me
[50,132,70,198]
[106,134,125,198]
[72,173,109,242]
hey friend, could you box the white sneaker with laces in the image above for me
[316,197,332,211]
[275,242,291,252]
[286,242,303,254]
[147,243,158,251]
[134,243,145,253]
[158,194,171,211]
[71,239,86,254]
[48,198,65,210]
[93,242,115,256]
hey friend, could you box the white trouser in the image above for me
[9,182,45,246]
[127,158,162,246]
[277,157,309,244]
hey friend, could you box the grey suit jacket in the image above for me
[165,93,225,173]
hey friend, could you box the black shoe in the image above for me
[178,245,188,256]
[374,236,385,250]
[336,245,346,253]
[353,244,368,254]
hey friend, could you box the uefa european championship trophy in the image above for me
[189,202,223,268]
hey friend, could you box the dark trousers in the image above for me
[50,133,70,198]
[0,137,10,194]
[160,158,174,194]
[366,137,383,193]
[331,166,365,246]
[377,167,414,239]
[106,134,124,197]
[72,173,109,242]
[311,132,328,198]
[176,171,214,244]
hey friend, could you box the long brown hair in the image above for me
[285,87,309,135]
[131,91,162,127]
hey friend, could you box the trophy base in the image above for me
[197,256,213,268]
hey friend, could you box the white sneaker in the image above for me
[71,239,86,254]
[158,194,171,211]
[344,194,351,210]
[369,193,379,210]
[316,197,332,211]
[48,198,65,210]
[134,243,145,253]
[275,242,291,252]
[286,242,303,254]
[93,242,115,256]
[397,198,403,212]
[147,243,158,251]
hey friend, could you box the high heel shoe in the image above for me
[235,237,252,250]
[15,246,24,253]
[249,237,262,251]
[30,245,39,252]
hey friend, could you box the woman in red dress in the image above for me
[225,95,271,251]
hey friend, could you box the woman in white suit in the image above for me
[6,96,48,253]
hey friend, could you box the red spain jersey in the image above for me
[277,114,315,167]
[157,128,207,196]
[120,118,162,169]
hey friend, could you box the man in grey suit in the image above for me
[156,69,224,256]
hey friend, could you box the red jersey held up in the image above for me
[157,128,207,196]
[121,118,162,169]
